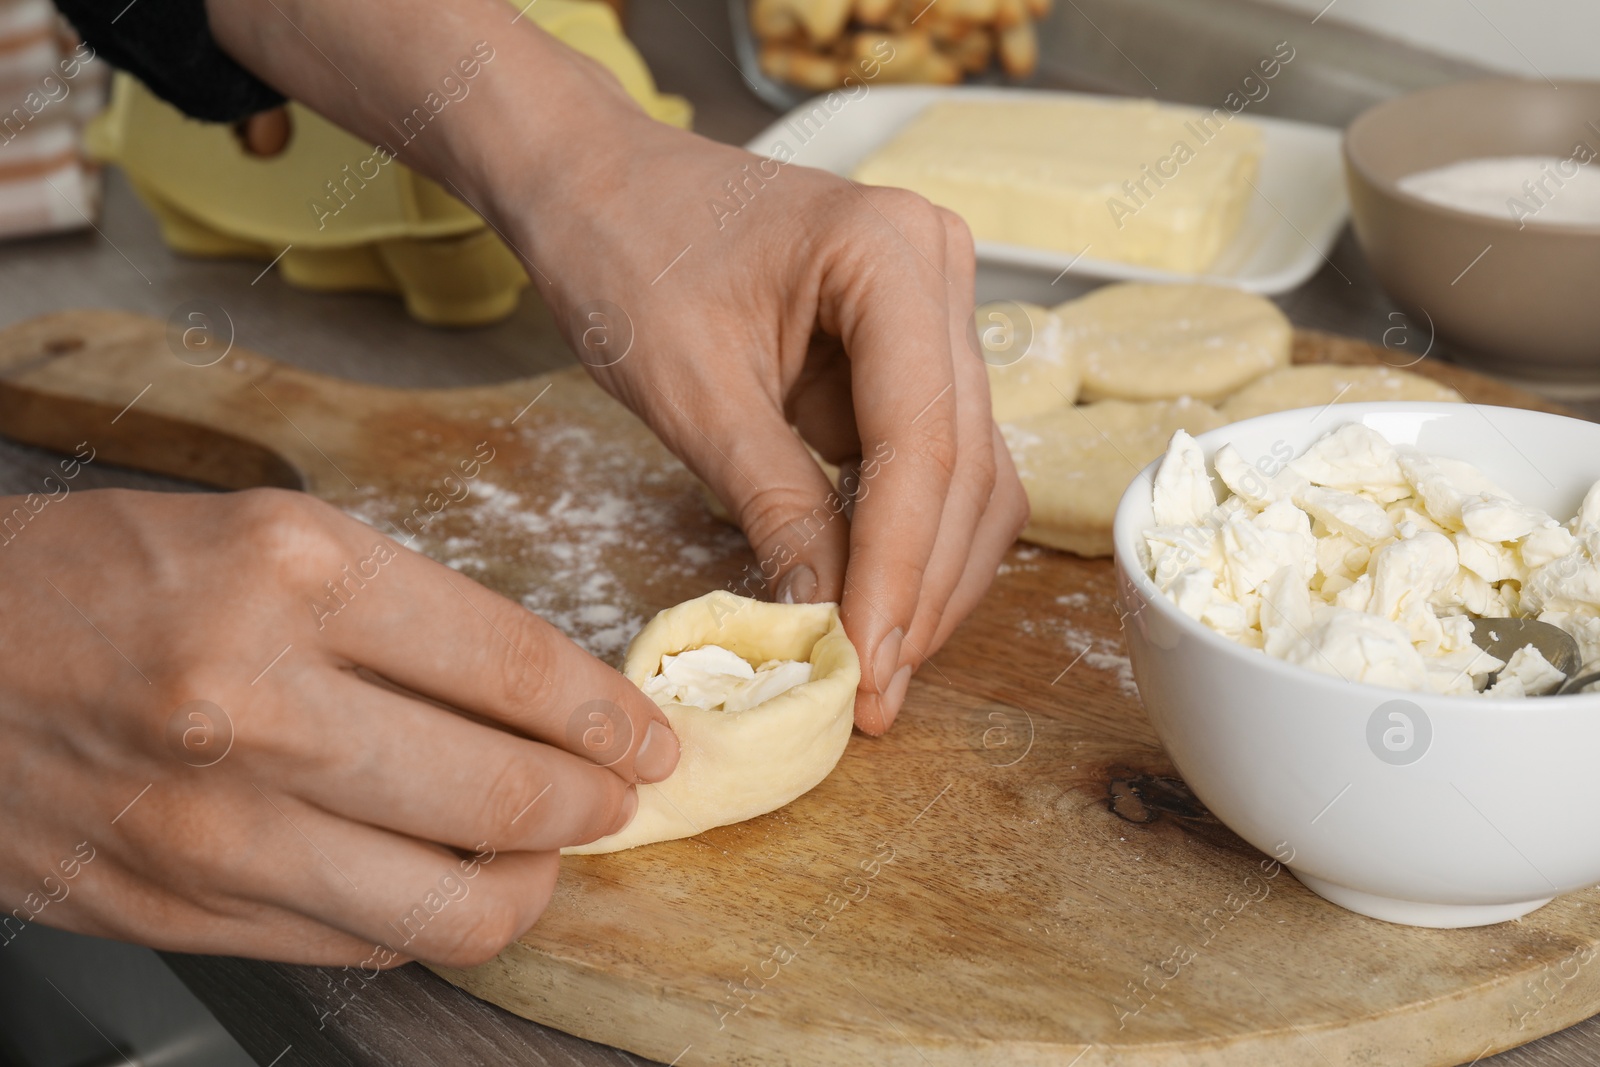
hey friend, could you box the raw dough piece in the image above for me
[1060,283,1292,403]
[1002,397,1227,557]
[564,591,860,855]
[1219,364,1464,423]
[976,301,1082,421]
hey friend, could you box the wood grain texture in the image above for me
[2,310,1598,1067]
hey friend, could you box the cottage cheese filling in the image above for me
[1144,423,1600,696]
[641,644,814,713]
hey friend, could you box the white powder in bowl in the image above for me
[1397,154,1600,228]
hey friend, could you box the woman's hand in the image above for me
[0,488,676,967]
[203,0,1028,735]
[510,114,1030,734]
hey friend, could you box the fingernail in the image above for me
[882,665,913,726]
[777,564,817,605]
[855,690,888,736]
[634,719,679,782]
[872,628,904,690]
[610,787,639,835]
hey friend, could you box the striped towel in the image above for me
[0,0,107,239]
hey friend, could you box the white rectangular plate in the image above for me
[743,85,1349,295]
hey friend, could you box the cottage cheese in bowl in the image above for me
[1140,421,1600,698]
[1110,403,1600,928]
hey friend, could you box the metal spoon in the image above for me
[1469,617,1583,694]
[1557,670,1600,696]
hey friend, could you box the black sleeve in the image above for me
[53,0,285,122]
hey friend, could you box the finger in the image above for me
[887,211,996,700]
[272,670,638,852]
[832,190,960,733]
[269,817,560,970]
[205,788,561,969]
[846,431,1022,734]
[100,776,560,968]
[921,423,1030,658]
[394,848,561,969]
[58,858,406,967]
[307,528,678,785]
[660,364,853,607]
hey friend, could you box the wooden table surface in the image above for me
[1,1,1596,1064]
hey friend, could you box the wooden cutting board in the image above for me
[2,309,1597,1067]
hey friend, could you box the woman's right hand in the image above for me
[0,487,676,968]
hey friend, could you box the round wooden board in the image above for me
[0,313,1595,1067]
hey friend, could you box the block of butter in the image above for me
[851,97,1263,274]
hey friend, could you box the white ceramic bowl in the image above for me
[1112,402,1600,928]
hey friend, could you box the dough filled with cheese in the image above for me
[565,591,860,854]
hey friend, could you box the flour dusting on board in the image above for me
[1080,637,1138,699]
[998,544,1046,577]
[1059,622,1138,698]
[342,418,746,664]
[1015,592,1139,699]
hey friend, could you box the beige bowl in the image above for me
[1344,78,1600,388]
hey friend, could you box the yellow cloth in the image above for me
[87,0,690,325]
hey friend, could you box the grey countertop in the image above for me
[2,0,1597,1063]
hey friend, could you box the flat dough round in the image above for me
[1219,363,1465,423]
[1003,397,1227,557]
[1059,282,1292,403]
[564,591,860,854]
[977,301,1082,421]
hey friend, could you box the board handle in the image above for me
[0,309,380,492]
